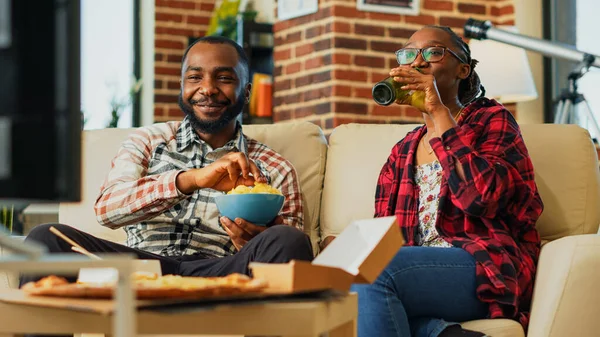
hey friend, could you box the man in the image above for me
[20,36,312,287]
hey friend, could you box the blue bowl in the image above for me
[214,193,285,226]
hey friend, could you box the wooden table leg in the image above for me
[328,318,357,337]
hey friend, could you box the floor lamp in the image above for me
[468,26,538,107]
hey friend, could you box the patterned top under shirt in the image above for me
[94,116,303,258]
[414,160,452,248]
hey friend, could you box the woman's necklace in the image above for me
[454,106,465,121]
[423,133,434,154]
[422,107,464,155]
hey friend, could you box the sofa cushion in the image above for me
[59,128,133,243]
[243,122,328,254]
[520,124,600,239]
[320,123,417,239]
[320,123,600,242]
[59,122,327,254]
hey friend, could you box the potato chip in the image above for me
[228,185,253,195]
[227,181,282,195]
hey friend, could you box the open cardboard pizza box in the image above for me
[250,216,404,293]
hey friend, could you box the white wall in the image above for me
[140,0,155,127]
[80,0,134,129]
[252,0,275,23]
[515,0,545,124]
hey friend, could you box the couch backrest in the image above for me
[320,123,600,243]
[60,128,132,243]
[59,122,328,254]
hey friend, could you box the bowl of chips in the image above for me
[214,182,285,226]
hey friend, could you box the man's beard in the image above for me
[178,93,245,134]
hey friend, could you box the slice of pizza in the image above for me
[76,271,159,287]
[135,274,267,298]
[21,275,70,291]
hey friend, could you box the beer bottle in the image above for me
[372,68,426,110]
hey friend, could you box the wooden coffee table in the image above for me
[0,289,357,337]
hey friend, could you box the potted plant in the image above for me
[207,0,258,40]
[0,205,13,234]
[106,76,143,128]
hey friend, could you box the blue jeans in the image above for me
[351,247,488,337]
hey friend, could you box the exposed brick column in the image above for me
[273,0,516,133]
[154,0,214,123]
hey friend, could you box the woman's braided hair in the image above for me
[428,26,486,105]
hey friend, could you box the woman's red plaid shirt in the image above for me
[375,98,543,329]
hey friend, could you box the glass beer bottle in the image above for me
[372,69,426,110]
[372,77,410,106]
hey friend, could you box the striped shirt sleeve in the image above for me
[94,128,189,229]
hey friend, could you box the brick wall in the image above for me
[273,0,516,133]
[154,0,214,123]
[151,0,516,129]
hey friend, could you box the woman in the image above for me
[349,26,543,337]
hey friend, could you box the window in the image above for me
[80,0,140,130]
[576,0,600,139]
[544,0,600,140]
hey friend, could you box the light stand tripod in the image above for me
[553,54,600,141]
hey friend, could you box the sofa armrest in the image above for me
[528,234,600,337]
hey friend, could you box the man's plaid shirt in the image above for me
[94,117,303,258]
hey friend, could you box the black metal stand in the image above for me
[553,54,600,141]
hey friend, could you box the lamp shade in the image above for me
[468,26,538,103]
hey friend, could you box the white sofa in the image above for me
[1,121,599,337]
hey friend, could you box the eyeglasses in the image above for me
[395,46,468,65]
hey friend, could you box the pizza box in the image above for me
[249,215,404,293]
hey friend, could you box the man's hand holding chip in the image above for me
[175,152,267,194]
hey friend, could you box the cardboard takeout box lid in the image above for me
[250,216,403,292]
[311,216,404,284]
